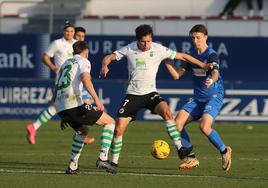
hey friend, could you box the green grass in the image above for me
[0,120,268,188]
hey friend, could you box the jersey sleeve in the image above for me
[113,45,128,61]
[159,44,176,60]
[79,59,91,75]
[45,41,57,58]
[208,52,220,70]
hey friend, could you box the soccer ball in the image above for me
[151,140,170,160]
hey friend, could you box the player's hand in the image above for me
[95,99,105,111]
[60,120,69,130]
[203,63,212,71]
[99,65,109,78]
[205,77,214,88]
[53,67,60,74]
[164,59,172,64]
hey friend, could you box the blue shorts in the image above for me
[182,97,223,121]
[82,87,92,100]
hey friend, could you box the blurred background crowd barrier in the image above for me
[0,0,267,122]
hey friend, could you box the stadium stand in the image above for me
[0,0,267,35]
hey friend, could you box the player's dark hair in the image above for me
[135,24,153,40]
[73,41,89,55]
[189,24,208,36]
[75,26,86,34]
[64,20,74,30]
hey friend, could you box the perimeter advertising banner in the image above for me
[0,80,267,122]
[0,34,266,82]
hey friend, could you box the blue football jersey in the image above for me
[183,48,224,101]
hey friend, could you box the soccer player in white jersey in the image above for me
[25,22,76,144]
[26,24,95,145]
[75,26,94,105]
[99,24,211,172]
[55,41,116,174]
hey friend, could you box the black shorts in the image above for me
[58,104,103,131]
[117,92,165,120]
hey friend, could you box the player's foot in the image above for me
[65,167,80,174]
[66,160,80,174]
[110,162,118,168]
[178,157,199,170]
[222,146,232,171]
[26,124,36,144]
[177,146,193,160]
[96,158,117,174]
[84,137,95,145]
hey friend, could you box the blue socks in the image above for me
[208,129,226,153]
[181,128,196,157]
[181,128,226,156]
[181,128,192,148]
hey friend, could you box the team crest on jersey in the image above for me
[150,51,154,57]
[119,108,125,114]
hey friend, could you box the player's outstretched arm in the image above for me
[99,53,117,78]
[164,59,185,80]
[175,52,210,71]
[81,73,104,111]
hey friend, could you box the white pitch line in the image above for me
[4,153,268,161]
[0,168,267,180]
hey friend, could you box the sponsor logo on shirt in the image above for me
[135,58,146,69]
[193,68,206,77]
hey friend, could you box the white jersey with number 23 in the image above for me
[55,54,91,112]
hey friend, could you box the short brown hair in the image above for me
[189,24,208,36]
[135,24,153,40]
[73,41,89,55]
[75,26,86,34]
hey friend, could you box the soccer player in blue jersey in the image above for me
[165,24,232,171]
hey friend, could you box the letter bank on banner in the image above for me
[0,80,268,122]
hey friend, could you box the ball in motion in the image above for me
[151,140,170,160]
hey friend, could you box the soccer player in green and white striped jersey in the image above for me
[26,24,95,145]
[55,41,116,174]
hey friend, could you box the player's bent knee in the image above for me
[199,125,211,136]
[100,112,116,125]
[162,109,173,121]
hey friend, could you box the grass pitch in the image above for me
[0,120,267,188]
